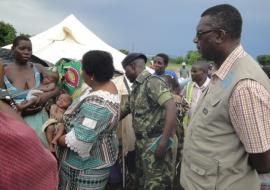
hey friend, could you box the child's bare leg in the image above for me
[51,123,65,145]
[45,125,55,152]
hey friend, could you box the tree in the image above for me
[19,33,31,38]
[173,56,185,65]
[185,50,201,65]
[257,54,270,66]
[0,21,16,47]
[119,49,129,55]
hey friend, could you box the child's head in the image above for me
[56,93,72,109]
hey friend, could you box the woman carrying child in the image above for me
[0,35,59,147]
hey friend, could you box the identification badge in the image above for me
[203,108,208,115]
[82,118,97,129]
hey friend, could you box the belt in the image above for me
[135,132,162,140]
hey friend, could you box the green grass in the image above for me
[167,62,180,72]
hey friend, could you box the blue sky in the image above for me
[0,0,269,58]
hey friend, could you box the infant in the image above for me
[17,70,59,112]
[42,93,72,152]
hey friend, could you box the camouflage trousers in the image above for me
[135,137,173,190]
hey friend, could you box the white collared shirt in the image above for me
[189,77,211,119]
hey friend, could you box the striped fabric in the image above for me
[210,45,270,190]
[57,89,120,189]
[212,45,270,154]
[0,111,58,190]
[213,45,246,80]
[229,79,270,153]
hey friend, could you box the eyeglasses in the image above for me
[196,29,217,39]
[195,29,227,39]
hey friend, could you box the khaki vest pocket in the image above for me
[182,151,219,190]
[211,98,221,107]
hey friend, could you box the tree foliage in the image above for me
[176,56,184,65]
[119,49,129,55]
[0,21,16,47]
[185,50,201,65]
[19,33,31,38]
[257,54,270,66]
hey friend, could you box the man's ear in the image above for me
[216,29,227,43]
[165,63,169,68]
[130,63,136,71]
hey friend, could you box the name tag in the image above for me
[82,118,97,129]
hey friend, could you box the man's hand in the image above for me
[155,140,167,159]
[33,93,46,107]
[155,99,176,159]
[249,149,270,174]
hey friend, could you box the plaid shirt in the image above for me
[212,45,270,154]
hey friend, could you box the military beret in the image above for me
[122,53,147,68]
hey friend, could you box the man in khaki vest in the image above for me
[181,4,270,190]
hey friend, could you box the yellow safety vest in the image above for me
[182,81,195,132]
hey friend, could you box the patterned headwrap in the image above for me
[54,58,83,99]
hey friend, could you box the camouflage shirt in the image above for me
[121,70,173,134]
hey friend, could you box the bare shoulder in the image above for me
[2,62,14,77]
[107,81,118,95]
[0,62,4,73]
[34,63,46,74]
[0,58,5,66]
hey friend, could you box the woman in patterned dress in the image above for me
[55,50,120,190]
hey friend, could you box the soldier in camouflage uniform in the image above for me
[120,53,177,190]
[162,75,189,190]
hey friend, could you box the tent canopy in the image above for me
[4,14,125,73]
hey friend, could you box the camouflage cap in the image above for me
[122,53,147,68]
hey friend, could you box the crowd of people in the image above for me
[0,3,269,190]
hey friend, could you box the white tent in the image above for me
[4,14,125,73]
